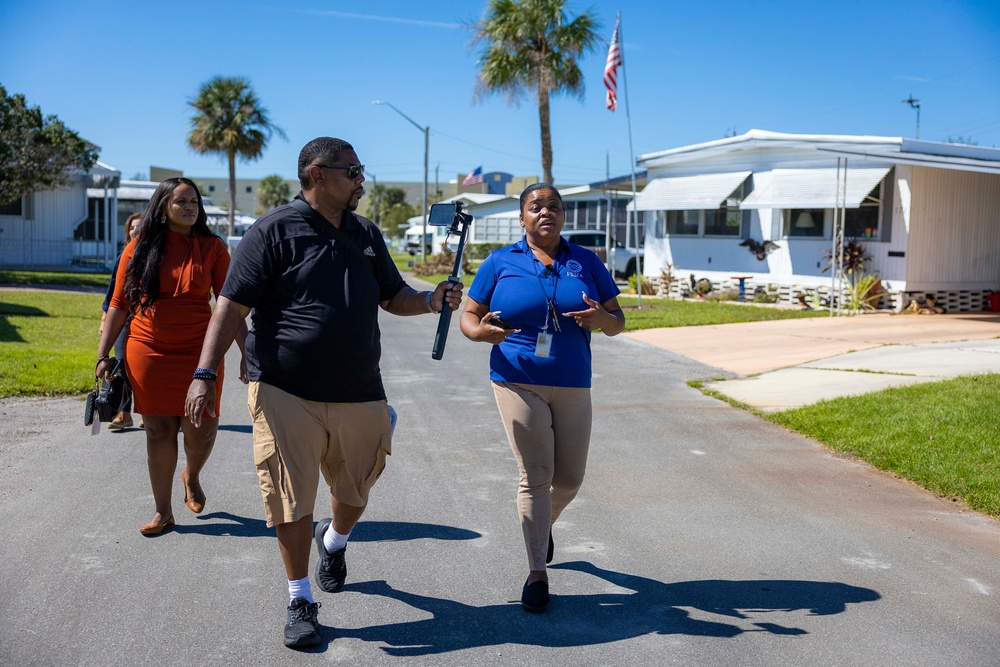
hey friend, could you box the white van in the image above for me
[561,229,643,278]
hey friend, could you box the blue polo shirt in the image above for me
[468,236,620,388]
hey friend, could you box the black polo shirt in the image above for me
[221,196,406,402]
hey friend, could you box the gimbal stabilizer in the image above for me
[427,201,473,360]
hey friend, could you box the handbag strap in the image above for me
[289,198,375,274]
[95,357,123,383]
[93,358,123,394]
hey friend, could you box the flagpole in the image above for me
[617,11,642,307]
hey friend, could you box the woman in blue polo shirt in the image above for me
[460,183,625,613]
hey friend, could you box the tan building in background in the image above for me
[149,166,183,182]
[149,167,540,222]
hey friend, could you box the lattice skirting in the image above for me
[901,290,995,313]
[650,278,994,313]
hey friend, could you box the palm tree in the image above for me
[187,76,285,232]
[257,174,291,213]
[471,0,600,184]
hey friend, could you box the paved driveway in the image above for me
[1,305,998,666]
[627,312,1000,411]
[625,311,1000,375]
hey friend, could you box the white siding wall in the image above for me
[0,214,26,265]
[906,166,1000,290]
[862,166,910,285]
[0,183,88,266]
[33,184,87,241]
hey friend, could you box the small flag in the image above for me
[462,166,484,186]
[603,17,622,112]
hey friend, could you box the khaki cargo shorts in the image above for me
[248,381,392,527]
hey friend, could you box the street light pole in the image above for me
[367,171,378,225]
[373,100,429,264]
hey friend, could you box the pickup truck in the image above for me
[561,229,643,278]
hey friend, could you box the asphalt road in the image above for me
[2,303,998,666]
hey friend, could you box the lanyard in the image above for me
[528,246,561,333]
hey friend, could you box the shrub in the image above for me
[628,273,656,294]
[822,238,870,277]
[752,286,780,304]
[466,242,506,260]
[844,272,884,312]
[704,289,739,302]
[659,265,676,296]
[411,243,475,277]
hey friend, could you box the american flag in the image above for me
[462,166,484,186]
[603,17,622,112]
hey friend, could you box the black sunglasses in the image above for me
[316,163,365,179]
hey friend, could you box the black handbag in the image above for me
[84,358,127,426]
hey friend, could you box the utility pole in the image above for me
[373,100,430,262]
[902,95,921,139]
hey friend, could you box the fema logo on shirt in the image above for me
[565,260,583,277]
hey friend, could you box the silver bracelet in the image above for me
[425,291,436,313]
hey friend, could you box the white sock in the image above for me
[288,576,313,603]
[323,525,350,552]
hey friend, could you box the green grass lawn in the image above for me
[0,269,111,289]
[616,296,827,331]
[391,252,416,274]
[0,291,103,396]
[765,374,1000,518]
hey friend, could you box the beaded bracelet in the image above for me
[425,291,436,313]
[192,367,218,381]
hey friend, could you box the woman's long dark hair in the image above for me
[124,177,214,316]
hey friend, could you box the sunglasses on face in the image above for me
[317,163,365,179]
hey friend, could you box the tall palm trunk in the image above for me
[538,83,553,184]
[227,151,236,236]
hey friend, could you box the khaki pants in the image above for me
[492,382,592,571]
[248,381,392,527]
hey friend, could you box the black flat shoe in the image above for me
[521,579,549,613]
[546,530,554,564]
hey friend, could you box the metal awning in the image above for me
[740,166,891,209]
[84,160,121,189]
[631,171,751,211]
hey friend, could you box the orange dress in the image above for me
[110,231,230,416]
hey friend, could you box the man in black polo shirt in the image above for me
[184,137,463,649]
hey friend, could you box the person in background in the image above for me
[459,182,625,614]
[184,137,463,649]
[96,178,247,536]
[100,213,143,430]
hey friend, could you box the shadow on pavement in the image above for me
[218,424,252,433]
[172,515,482,543]
[175,511,271,537]
[336,561,880,656]
[350,521,481,543]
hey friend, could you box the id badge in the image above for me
[535,332,553,358]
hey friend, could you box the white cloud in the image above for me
[293,9,460,29]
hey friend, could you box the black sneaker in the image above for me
[284,597,321,648]
[314,517,347,593]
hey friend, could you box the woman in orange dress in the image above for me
[97,177,246,535]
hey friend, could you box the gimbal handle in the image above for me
[431,205,472,360]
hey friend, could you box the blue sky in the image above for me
[2,1,998,187]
